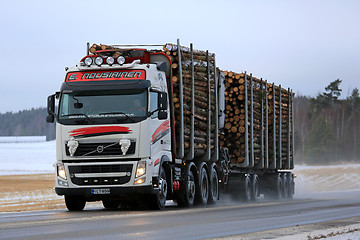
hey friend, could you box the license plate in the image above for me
[91,188,110,194]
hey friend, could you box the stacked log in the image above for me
[221,71,294,168]
[267,83,294,169]
[164,43,216,157]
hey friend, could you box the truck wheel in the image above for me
[242,175,251,202]
[273,173,283,200]
[282,173,289,199]
[287,172,294,199]
[177,169,196,207]
[208,166,219,204]
[149,166,168,210]
[196,166,209,205]
[65,195,86,211]
[250,174,259,202]
[102,200,120,210]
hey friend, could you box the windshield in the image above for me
[58,89,147,124]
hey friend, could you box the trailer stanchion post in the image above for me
[265,80,269,169]
[250,74,254,168]
[270,83,276,169]
[287,88,291,169]
[291,89,295,169]
[211,56,219,162]
[241,73,250,167]
[258,79,265,169]
[278,84,282,169]
[177,39,184,159]
[202,50,211,161]
[185,43,195,160]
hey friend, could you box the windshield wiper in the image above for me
[98,112,136,123]
[61,113,94,123]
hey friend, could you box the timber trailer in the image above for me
[46,40,295,211]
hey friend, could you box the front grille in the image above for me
[68,164,133,186]
[65,141,135,157]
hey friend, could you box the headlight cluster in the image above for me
[135,160,146,185]
[83,56,126,67]
[57,163,67,180]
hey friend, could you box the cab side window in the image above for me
[150,91,158,119]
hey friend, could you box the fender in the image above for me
[196,161,209,180]
[186,161,198,181]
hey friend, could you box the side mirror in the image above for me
[47,94,55,114]
[46,94,56,123]
[158,92,168,111]
[46,114,55,123]
[158,110,168,120]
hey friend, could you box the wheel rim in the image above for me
[187,172,196,205]
[159,177,167,200]
[200,168,209,202]
[211,170,219,200]
[159,170,167,202]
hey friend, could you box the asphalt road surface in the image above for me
[1,190,360,240]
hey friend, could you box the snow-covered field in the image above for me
[0,141,55,175]
[1,140,360,193]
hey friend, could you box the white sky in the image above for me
[0,0,359,113]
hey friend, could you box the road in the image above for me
[1,190,360,240]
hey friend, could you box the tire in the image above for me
[177,169,196,207]
[149,166,168,210]
[282,173,289,199]
[195,166,209,205]
[287,172,294,199]
[242,175,251,202]
[250,174,259,202]
[208,166,219,204]
[273,173,283,200]
[102,200,120,210]
[65,195,86,211]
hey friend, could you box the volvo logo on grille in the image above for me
[97,145,104,153]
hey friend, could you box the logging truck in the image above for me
[46,40,295,211]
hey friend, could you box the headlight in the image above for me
[57,163,67,180]
[95,56,103,66]
[106,56,115,65]
[84,57,93,66]
[134,177,145,185]
[136,160,146,178]
[117,56,126,65]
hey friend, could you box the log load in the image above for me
[221,71,294,167]
[164,43,216,158]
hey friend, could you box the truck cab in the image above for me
[47,47,173,210]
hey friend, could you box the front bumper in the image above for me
[55,185,157,201]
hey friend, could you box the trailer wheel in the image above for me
[243,175,251,202]
[282,173,289,199]
[196,166,209,205]
[149,166,167,210]
[287,172,295,199]
[65,195,86,211]
[250,174,259,202]
[102,200,120,210]
[208,166,219,204]
[274,173,283,199]
[177,169,196,207]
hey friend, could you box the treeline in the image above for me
[294,79,360,164]
[0,108,55,140]
[1,80,359,164]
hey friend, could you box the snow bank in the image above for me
[0,141,55,175]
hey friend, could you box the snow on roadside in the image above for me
[293,164,360,195]
[0,141,55,175]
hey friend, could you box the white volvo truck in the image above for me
[47,40,295,211]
